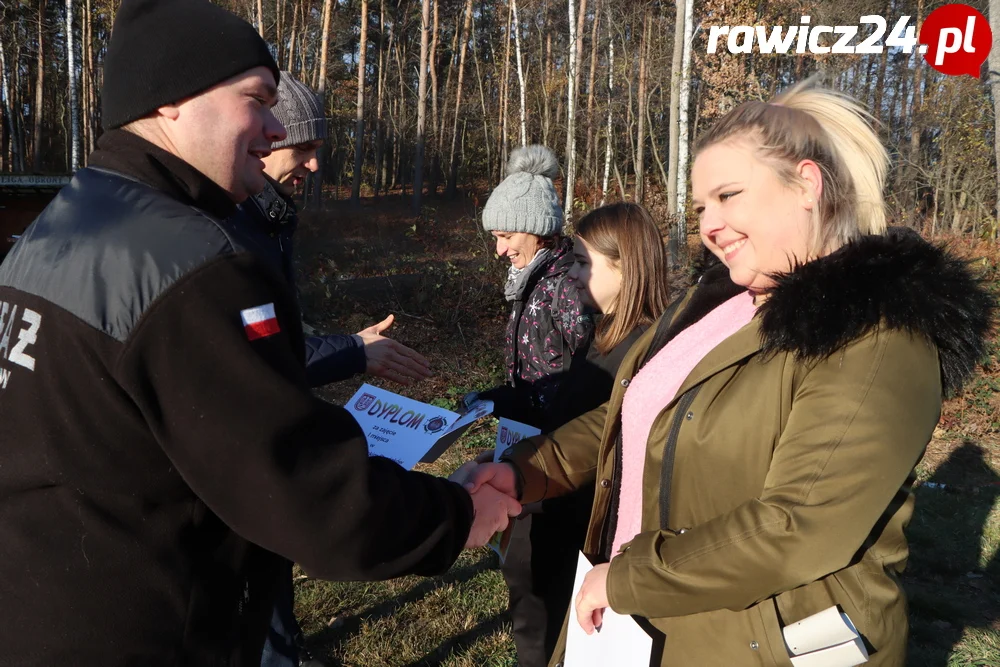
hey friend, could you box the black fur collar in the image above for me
[758,227,996,395]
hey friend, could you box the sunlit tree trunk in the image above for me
[351,0,369,204]
[634,6,649,203]
[599,9,613,206]
[33,0,45,170]
[446,0,474,198]
[66,0,80,171]
[413,0,431,212]
[511,0,527,146]
[563,0,579,217]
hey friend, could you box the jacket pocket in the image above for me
[756,598,795,667]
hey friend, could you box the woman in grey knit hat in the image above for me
[472,145,595,667]
[476,145,592,423]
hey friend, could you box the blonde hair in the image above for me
[695,78,888,252]
[575,203,670,354]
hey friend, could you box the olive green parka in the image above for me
[503,229,995,667]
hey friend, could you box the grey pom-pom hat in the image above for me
[482,145,564,236]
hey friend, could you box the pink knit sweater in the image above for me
[611,291,758,557]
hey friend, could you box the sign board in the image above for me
[0,174,71,188]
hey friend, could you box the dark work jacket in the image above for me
[539,321,649,434]
[0,130,473,666]
[482,239,593,426]
[235,177,366,386]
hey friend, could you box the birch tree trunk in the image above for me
[600,12,613,206]
[563,0,579,218]
[541,31,552,145]
[634,7,649,203]
[66,0,80,172]
[81,0,89,162]
[312,0,333,206]
[908,0,925,212]
[351,0,368,204]
[287,2,299,72]
[471,13,491,178]
[317,0,332,93]
[667,0,683,217]
[413,0,431,212]
[675,0,693,221]
[447,0,474,198]
[433,9,461,196]
[512,0,527,146]
[0,40,23,172]
[499,0,512,177]
[33,0,45,170]
[584,0,600,189]
[276,0,284,64]
[257,0,264,37]
[374,0,387,196]
[85,0,95,157]
[429,0,440,193]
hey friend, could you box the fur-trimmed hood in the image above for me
[755,227,996,395]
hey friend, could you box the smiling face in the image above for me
[162,67,286,203]
[492,231,543,270]
[262,140,323,195]
[568,236,622,313]
[692,140,820,292]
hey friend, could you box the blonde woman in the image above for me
[464,80,995,666]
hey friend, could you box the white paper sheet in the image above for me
[564,552,653,667]
[486,418,540,562]
[346,384,493,470]
[493,417,541,462]
[788,640,869,667]
[783,606,869,667]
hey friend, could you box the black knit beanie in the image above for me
[102,0,280,130]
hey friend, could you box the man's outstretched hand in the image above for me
[356,314,432,384]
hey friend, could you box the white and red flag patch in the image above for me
[240,303,281,341]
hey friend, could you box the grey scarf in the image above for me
[503,248,554,302]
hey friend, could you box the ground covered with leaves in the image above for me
[290,194,1000,667]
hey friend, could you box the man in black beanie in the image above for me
[0,1,520,665]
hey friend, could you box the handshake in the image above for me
[450,453,522,549]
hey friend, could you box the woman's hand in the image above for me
[575,562,611,634]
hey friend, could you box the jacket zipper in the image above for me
[599,426,624,560]
[659,386,702,530]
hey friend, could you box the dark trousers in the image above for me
[500,484,595,667]
[260,560,301,667]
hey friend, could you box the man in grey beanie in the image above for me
[236,71,436,667]
[241,70,432,391]
[260,72,328,195]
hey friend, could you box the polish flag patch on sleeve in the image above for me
[241,303,281,341]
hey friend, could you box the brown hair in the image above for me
[575,203,670,354]
[694,78,888,253]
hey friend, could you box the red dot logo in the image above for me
[919,4,992,77]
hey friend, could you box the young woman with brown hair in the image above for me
[497,200,671,667]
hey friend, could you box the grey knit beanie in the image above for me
[482,145,564,236]
[271,71,327,149]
